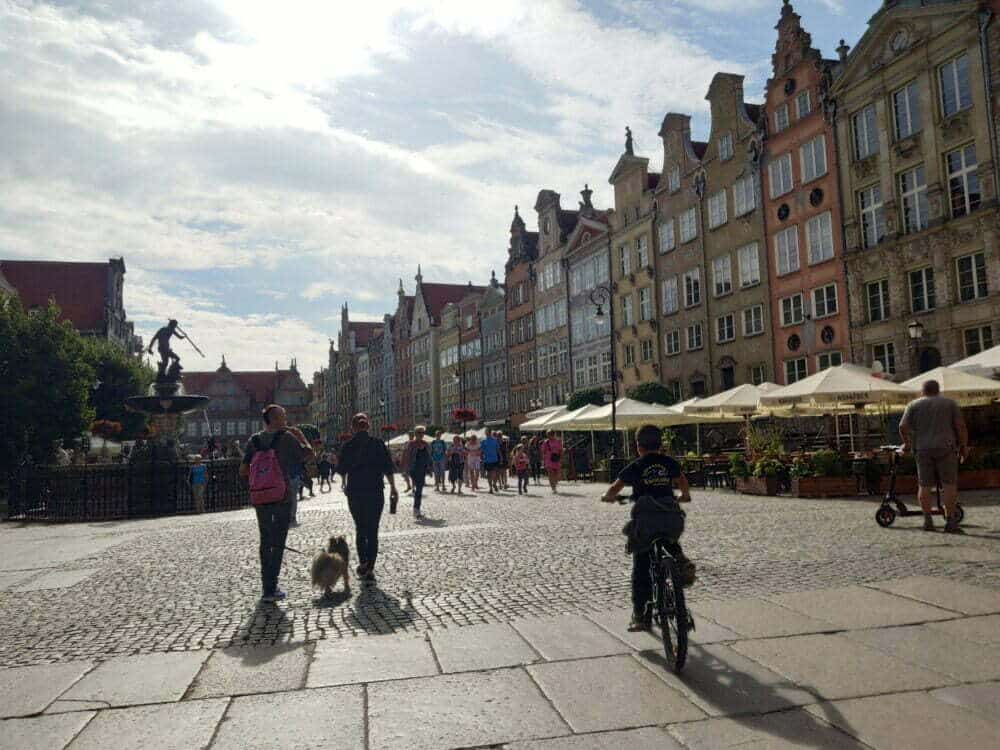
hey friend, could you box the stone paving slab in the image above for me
[307,633,439,688]
[0,662,92,718]
[47,651,209,713]
[688,597,838,639]
[186,642,311,699]
[11,568,99,592]
[66,697,228,750]
[929,681,1000,724]
[804,691,1000,750]
[732,633,955,701]
[635,643,818,718]
[429,622,539,673]
[668,708,868,749]
[584,608,663,651]
[868,575,1000,616]
[504,726,683,749]
[367,668,568,750]
[0,536,132,572]
[847,624,1000,683]
[0,711,94,750]
[512,614,632,662]
[767,585,958,630]
[926,613,1000,644]
[210,685,364,749]
[924,544,1000,562]
[528,655,704,733]
[0,570,38,591]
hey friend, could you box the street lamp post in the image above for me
[907,319,925,376]
[454,366,466,434]
[589,283,618,459]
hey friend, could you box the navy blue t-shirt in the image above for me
[617,453,681,499]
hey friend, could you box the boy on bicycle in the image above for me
[602,424,696,632]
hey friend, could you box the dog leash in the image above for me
[284,545,307,555]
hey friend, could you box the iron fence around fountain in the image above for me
[5,458,249,522]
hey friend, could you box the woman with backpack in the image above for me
[541,430,563,494]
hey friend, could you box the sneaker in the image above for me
[414,508,422,519]
[628,613,651,632]
[260,589,287,603]
[923,515,935,531]
[362,569,376,582]
[944,518,965,535]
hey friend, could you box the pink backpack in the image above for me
[248,431,287,506]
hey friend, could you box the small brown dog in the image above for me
[310,535,351,597]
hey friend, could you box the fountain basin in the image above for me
[125,394,209,415]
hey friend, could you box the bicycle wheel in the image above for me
[656,553,688,673]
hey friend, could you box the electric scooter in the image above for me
[875,445,964,528]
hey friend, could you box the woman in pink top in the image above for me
[541,429,563,494]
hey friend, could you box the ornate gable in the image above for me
[770,0,821,81]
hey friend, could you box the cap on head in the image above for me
[415,425,426,435]
[351,413,370,431]
[922,379,941,396]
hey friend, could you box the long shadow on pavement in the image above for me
[345,583,416,634]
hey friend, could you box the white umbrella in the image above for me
[683,383,780,418]
[760,364,918,409]
[569,397,686,430]
[900,366,1000,406]
[519,406,569,432]
[545,403,603,430]
[951,342,1000,374]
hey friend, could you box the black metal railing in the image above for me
[5,458,249,522]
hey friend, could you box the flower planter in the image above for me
[958,469,1000,490]
[790,476,858,498]
[735,476,778,496]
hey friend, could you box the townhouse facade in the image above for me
[505,208,540,426]
[458,286,485,425]
[438,304,461,425]
[480,274,508,426]
[392,284,414,432]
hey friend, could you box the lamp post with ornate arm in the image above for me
[589,283,618,459]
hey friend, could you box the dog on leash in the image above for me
[310,535,351,596]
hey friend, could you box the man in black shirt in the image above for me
[337,413,398,582]
[602,424,694,631]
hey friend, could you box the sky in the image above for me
[1,0,873,378]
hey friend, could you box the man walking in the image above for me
[337,413,398,582]
[481,428,501,494]
[899,379,969,534]
[407,426,431,519]
[430,430,447,492]
[240,404,313,603]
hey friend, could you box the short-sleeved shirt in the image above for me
[481,437,500,464]
[242,430,305,482]
[190,464,207,485]
[900,395,961,453]
[618,453,681,499]
[430,439,447,461]
[337,432,394,494]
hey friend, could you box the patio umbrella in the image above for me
[900,366,1000,406]
[567,397,682,430]
[544,403,604,430]
[519,406,569,432]
[951,343,1000,377]
[682,383,781,418]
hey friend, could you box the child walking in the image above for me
[447,436,466,494]
[513,444,530,495]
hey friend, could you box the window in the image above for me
[238,420,247,434]
[719,132,734,160]
[721,364,735,390]
[858,185,885,248]
[679,207,698,243]
[796,90,811,119]
[637,235,649,267]
[587,355,600,385]
[817,351,843,371]
[780,293,804,326]
[664,330,680,355]
[716,313,736,343]
[774,103,789,132]
[900,165,929,234]
[750,364,766,385]
[852,104,878,160]
[738,243,760,287]
[768,153,793,198]
[775,226,800,276]
[940,54,972,117]
[867,279,890,322]
[806,212,834,264]
[683,269,701,307]
[964,326,994,356]
[733,174,756,216]
[573,356,587,387]
[621,294,634,325]
[618,245,631,276]
[668,166,681,192]
[690,379,706,397]
[666,380,682,402]
[659,219,676,253]
[947,145,980,218]
[639,286,652,321]
[957,252,988,302]
[872,342,896,374]
[708,190,728,228]
[800,135,827,182]
[186,423,198,437]
[602,351,612,381]
[624,344,636,367]
[909,267,935,313]
[812,283,838,319]
[687,323,703,350]
[641,339,654,362]
[893,81,921,140]
[743,304,764,336]
[785,358,808,384]
[661,276,679,314]
[713,255,733,296]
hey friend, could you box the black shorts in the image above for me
[484,461,499,472]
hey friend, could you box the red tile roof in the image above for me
[420,282,488,322]
[0,260,109,330]
[182,369,296,405]
[349,321,382,347]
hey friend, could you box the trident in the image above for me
[176,324,206,358]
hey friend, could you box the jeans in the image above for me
[517,471,529,493]
[410,472,425,511]
[432,458,446,485]
[288,477,300,522]
[632,540,684,618]
[347,490,385,567]
[255,499,292,596]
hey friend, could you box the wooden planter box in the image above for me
[735,476,778,496]
[791,476,858,498]
[958,469,1000,490]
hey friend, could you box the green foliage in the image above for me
[729,453,750,479]
[0,297,95,472]
[625,381,676,406]
[746,423,783,458]
[810,449,848,477]
[980,449,1000,470]
[789,456,812,479]
[82,337,155,440]
[752,457,783,478]
[660,428,679,454]
[566,387,606,412]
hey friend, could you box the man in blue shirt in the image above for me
[430,430,448,492]
[480,429,501,494]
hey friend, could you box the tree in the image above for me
[566,387,605,411]
[0,297,95,472]
[82,338,155,440]
[625,381,676,406]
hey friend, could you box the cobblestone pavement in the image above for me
[1,481,999,667]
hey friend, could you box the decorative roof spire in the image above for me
[490,269,499,288]
[510,204,525,233]
[415,264,423,285]
[218,354,229,373]
[580,183,593,210]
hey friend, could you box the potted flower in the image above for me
[790,450,858,498]
[451,408,478,424]
[736,453,782,496]
[90,419,122,460]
